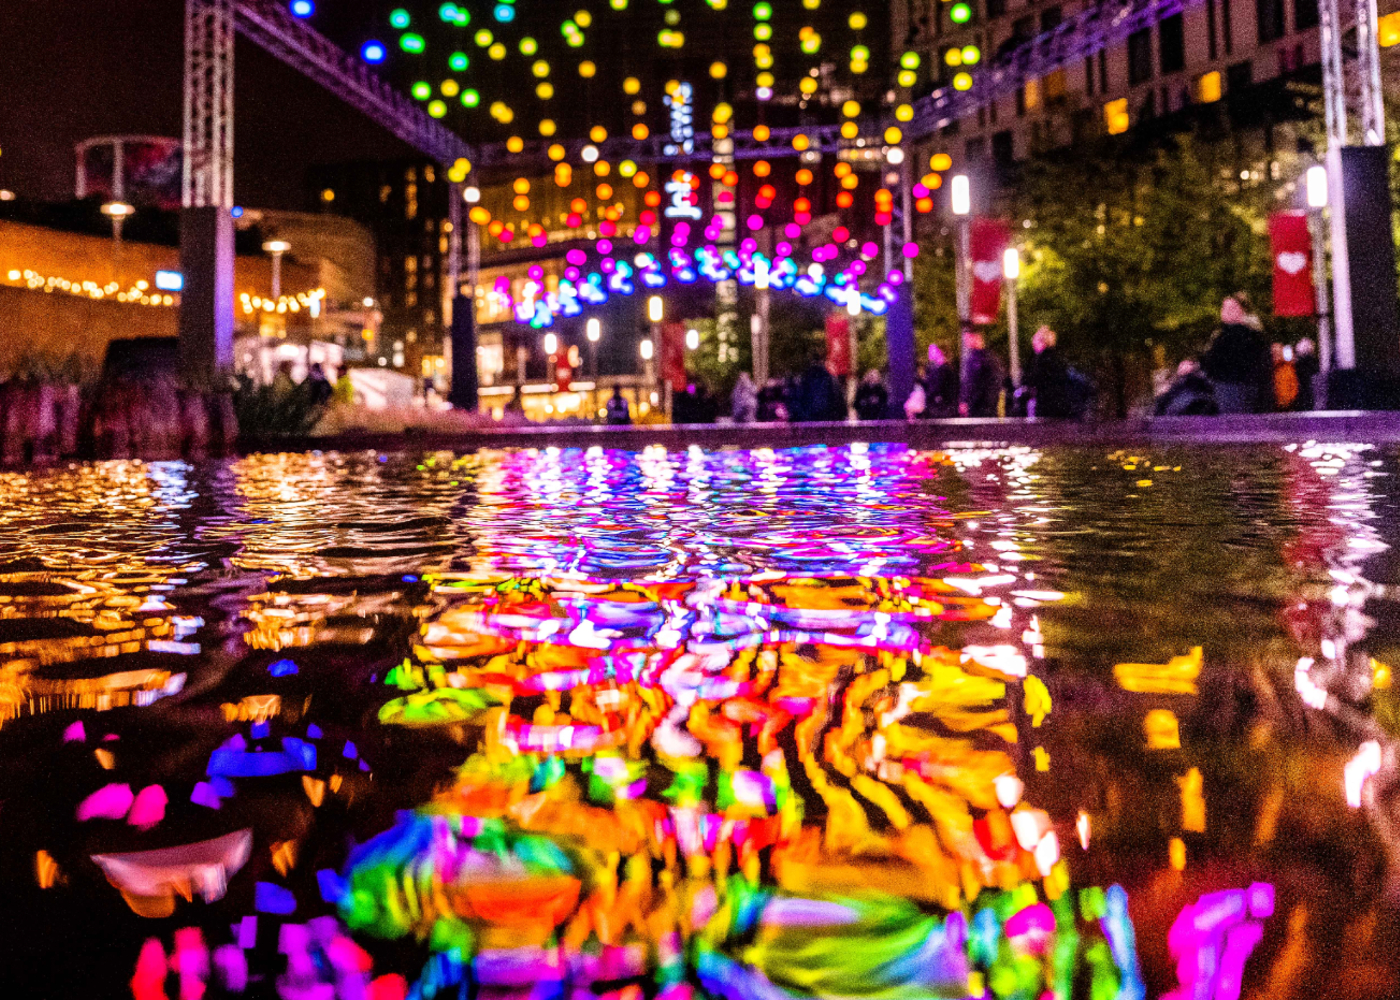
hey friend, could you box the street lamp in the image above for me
[647,296,664,323]
[950,175,971,329]
[1305,164,1334,385]
[685,327,700,350]
[262,239,291,301]
[1003,247,1022,388]
[639,339,654,360]
[101,201,135,244]
[543,332,558,356]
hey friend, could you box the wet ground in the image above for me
[0,443,1398,1000]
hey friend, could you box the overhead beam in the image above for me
[233,0,472,165]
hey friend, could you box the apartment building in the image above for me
[898,0,1400,169]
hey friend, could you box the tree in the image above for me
[1004,134,1273,415]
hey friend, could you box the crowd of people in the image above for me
[1155,295,1319,415]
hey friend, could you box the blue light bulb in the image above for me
[362,41,387,63]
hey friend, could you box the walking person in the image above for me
[1293,338,1319,411]
[922,344,959,418]
[730,371,758,423]
[1023,327,1074,418]
[854,370,889,420]
[1200,297,1272,414]
[1271,343,1299,412]
[959,329,1003,418]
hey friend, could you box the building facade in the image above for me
[900,0,1400,170]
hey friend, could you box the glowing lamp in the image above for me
[1306,165,1328,208]
[586,317,601,342]
[1003,247,1020,280]
[290,0,314,17]
[361,41,386,62]
[950,174,971,216]
[639,339,655,360]
[647,296,664,323]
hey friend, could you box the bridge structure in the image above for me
[179,0,1394,408]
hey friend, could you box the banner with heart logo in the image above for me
[969,218,1010,326]
[825,314,853,377]
[1269,211,1315,317]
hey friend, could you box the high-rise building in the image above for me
[899,0,1400,170]
[308,159,452,386]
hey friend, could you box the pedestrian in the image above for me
[1200,297,1272,413]
[1154,358,1219,415]
[959,329,1003,418]
[1272,343,1299,412]
[1293,337,1319,411]
[792,352,846,422]
[605,386,631,425]
[1023,326,1074,418]
[332,368,356,405]
[922,344,959,418]
[756,379,787,422]
[854,370,889,420]
[730,371,758,423]
[305,362,333,405]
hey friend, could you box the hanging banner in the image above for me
[825,314,852,376]
[1269,211,1315,317]
[969,218,1010,326]
[662,321,687,390]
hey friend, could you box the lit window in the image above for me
[1104,98,1130,135]
[1382,11,1400,47]
[1196,71,1222,104]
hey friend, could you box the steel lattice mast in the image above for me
[183,0,235,208]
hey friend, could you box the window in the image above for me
[1223,0,1233,55]
[1207,0,1218,59]
[964,136,987,161]
[1104,98,1130,135]
[1257,0,1285,42]
[1045,68,1067,103]
[1378,9,1400,44]
[1294,0,1319,29]
[1085,56,1095,95]
[1012,15,1034,42]
[1197,70,1223,102]
[379,184,392,203]
[1160,14,1185,73]
[992,130,1015,166]
[987,0,1006,18]
[1129,29,1154,85]
[1040,6,1062,33]
[1227,59,1253,92]
[1019,78,1039,115]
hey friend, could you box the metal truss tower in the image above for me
[183,0,235,209]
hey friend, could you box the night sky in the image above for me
[0,0,412,211]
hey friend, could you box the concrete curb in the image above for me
[243,411,1400,454]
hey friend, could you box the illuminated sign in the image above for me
[663,81,694,156]
[154,270,184,291]
[664,172,702,221]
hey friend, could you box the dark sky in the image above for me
[0,0,412,210]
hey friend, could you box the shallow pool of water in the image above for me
[0,443,1397,1000]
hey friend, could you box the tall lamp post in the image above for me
[586,316,602,418]
[262,239,290,302]
[647,295,664,418]
[1305,165,1334,388]
[1003,246,1022,389]
[101,201,135,245]
[950,174,972,328]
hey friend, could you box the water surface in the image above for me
[0,443,1397,1000]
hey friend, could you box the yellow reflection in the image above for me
[1114,646,1203,694]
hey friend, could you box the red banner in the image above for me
[969,218,1010,326]
[825,314,852,377]
[1269,211,1315,317]
[661,322,687,391]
